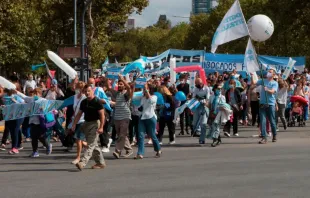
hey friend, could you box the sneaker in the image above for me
[91,163,106,169]
[272,135,277,142]
[169,141,176,145]
[199,141,205,144]
[0,144,6,151]
[123,150,133,158]
[259,138,267,144]
[25,138,31,142]
[71,159,80,164]
[18,147,24,150]
[159,142,163,145]
[134,155,143,160]
[267,133,272,137]
[102,147,110,153]
[29,152,39,158]
[233,133,239,137]
[113,151,120,159]
[107,138,113,148]
[147,139,153,145]
[8,148,19,154]
[75,162,84,171]
[224,132,231,137]
[155,151,162,158]
[276,128,279,132]
[46,144,52,155]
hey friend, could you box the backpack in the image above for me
[39,112,56,130]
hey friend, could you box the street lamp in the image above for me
[80,0,93,81]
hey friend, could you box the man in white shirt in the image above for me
[23,74,36,94]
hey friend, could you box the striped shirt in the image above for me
[114,91,131,120]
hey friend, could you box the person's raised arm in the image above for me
[144,83,151,99]
[119,74,132,98]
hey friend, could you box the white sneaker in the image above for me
[169,141,176,145]
[147,139,153,145]
[107,138,112,149]
[233,133,239,137]
[159,142,163,145]
[267,133,272,137]
[102,147,110,153]
[224,132,231,137]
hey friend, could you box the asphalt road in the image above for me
[0,124,309,198]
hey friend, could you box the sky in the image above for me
[130,0,192,28]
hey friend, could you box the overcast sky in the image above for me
[130,0,191,27]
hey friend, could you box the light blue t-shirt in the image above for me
[256,79,278,106]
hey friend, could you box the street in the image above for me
[0,125,309,198]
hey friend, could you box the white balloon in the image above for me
[0,76,16,89]
[247,15,274,42]
[47,50,78,79]
[170,58,176,84]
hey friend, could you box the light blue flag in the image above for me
[102,57,109,73]
[135,78,148,89]
[123,57,147,75]
[107,68,122,79]
[94,87,112,111]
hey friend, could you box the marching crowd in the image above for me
[0,67,309,171]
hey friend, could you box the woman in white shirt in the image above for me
[276,79,288,130]
[70,82,87,165]
[134,83,162,159]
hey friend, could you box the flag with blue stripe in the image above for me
[123,57,146,75]
[187,99,201,111]
[107,68,122,79]
[101,57,109,73]
[135,78,148,88]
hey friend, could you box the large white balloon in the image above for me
[47,50,77,79]
[0,76,16,89]
[170,58,176,84]
[247,15,274,42]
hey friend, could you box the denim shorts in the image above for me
[74,124,85,141]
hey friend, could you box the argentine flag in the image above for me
[135,78,148,89]
[123,57,147,75]
[107,68,122,79]
[187,99,201,111]
[102,57,109,73]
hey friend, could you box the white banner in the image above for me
[189,72,196,93]
[282,58,296,80]
[211,0,249,53]
[244,38,260,74]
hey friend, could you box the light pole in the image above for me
[80,0,93,80]
[74,0,77,46]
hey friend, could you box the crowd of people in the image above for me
[0,67,309,171]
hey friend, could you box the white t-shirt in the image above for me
[72,94,86,124]
[140,95,157,120]
[277,87,288,104]
[23,80,36,93]
[193,86,210,101]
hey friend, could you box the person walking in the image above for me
[157,86,176,144]
[276,79,288,130]
[134,83,162,159]
[251,69,278,144]
[224,79,242,137]
[72,84,106,171]
[112,74,133,159]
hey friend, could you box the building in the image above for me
[126,19,135,30]
[191,0,218,15]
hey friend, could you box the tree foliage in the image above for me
[0,0,309,76]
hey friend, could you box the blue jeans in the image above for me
[192,105,209,142]
[7,118,24,149]
[304,105,308,121]
[137,117,161,156]
[208,122,220,139]
[259,105,277,138]
[22,117,31,138]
